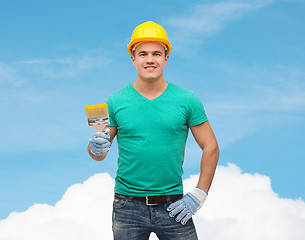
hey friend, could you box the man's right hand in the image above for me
[89,128,111,156]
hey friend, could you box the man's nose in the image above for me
[146,54,154,63]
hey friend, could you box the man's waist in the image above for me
[115,193,183,206]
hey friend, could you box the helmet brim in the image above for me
[127,37,172,56]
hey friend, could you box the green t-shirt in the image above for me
[106,82,208,196]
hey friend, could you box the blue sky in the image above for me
[1,0,305,221]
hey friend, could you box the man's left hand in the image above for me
[167,187,208,225]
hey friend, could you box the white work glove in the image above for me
[89,128,111,156]
[167,187,208,225]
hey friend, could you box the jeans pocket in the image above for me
[113,194,129,209]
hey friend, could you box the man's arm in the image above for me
[190,120,219,193]
[88,126,117,161]
[167,120,219,224]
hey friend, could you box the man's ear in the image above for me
[165,55,169,62]
[131,55,135,66]
[164,54,169,66]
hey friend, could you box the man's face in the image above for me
[131,42,169,82]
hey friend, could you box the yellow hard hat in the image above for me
[127,21,172,56]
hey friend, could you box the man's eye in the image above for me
[154,53,161,56]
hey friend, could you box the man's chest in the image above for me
[114,100,188,136]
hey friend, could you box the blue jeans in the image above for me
[112,193,198,240]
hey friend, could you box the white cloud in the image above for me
[0,63,15,82]
[20,58,74,65]
[193,164,305,239]
[198,63,305,148]
[0,173,115,240]
[0,49,114,153]
[0,48,111,86]
[0,62,24,87]
[15,54,111,79]
[1,164,304,240]
[166,0,274,54]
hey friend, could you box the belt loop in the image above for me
[128,196,133,201]
[166,195,172,204]
[146,196,158,206]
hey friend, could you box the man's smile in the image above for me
[144,66,157,69]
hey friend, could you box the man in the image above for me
[88,21,219,240]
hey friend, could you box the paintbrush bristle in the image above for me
[85,103,110,128]
[85,103,108,118]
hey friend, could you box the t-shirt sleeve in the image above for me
[187,92,208,126]
[106,95,118,127]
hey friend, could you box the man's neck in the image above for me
[132,78,168,100]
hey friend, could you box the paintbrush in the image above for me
[85,103,110,132]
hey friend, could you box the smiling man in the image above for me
[132,42,169,85]
[87,21,219,240]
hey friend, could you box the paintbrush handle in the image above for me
[91,124,107,132]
